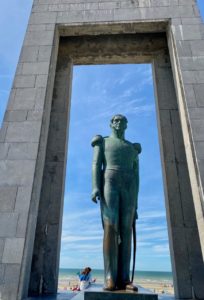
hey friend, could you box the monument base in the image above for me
[84,290,158,300]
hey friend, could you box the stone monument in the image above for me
[0,0,204,299]
[91,114,141,291]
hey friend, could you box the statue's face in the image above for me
[111,116,127,132]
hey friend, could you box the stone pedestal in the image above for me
[84,291,158,300]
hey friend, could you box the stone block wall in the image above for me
[0,0,204,299]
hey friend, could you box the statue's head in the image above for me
[110,114,128,133]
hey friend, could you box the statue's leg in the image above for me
[101,175,119,290]
[103,222,118,290]
[117,187,136,287]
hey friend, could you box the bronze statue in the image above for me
[91,114,141,291]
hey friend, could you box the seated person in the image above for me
[77,267,95,291]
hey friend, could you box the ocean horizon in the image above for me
[59,268,173,284]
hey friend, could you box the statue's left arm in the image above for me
[133,143,142,219]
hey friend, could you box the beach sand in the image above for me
[58,277,174,296]
[137,280,174,295]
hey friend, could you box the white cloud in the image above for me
[138,224,167,232]
[75,102,154,126]
[61,242,102,252]
[62,234,102,243]
[137,241,153,247]
[138,230,168,241]
[139,211,166,219]
[63,207,99,222]
[152,243,170,254]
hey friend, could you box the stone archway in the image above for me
[25,23,204,299]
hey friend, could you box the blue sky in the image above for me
[61,64,170,271]
[0,1,204,272]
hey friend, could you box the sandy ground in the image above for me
[137,280,174,295]
[58,278,174,295]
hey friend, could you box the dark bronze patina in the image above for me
[91,114,141,291]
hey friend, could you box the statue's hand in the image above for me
[91,189,101,204]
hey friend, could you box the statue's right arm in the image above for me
[133,143,142,219]
[91,135,103,203]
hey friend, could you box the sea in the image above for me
[59,268,173,285]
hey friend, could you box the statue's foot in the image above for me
[125,282,138,292]
[103,279,116,291]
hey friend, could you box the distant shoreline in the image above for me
[59,268,173,280]
[60,268,172,272]
[59,268,173,274]
[58,268,174,295]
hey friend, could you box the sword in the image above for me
[131,219,136,283]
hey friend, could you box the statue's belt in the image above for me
[104,166,134,172]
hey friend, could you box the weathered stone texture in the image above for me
[24,30,54,47]
[16,213,29,238]
[0,187,17,212]
[4,110,28,122]
[9,88,36,111]
[7,143,38,160]
[0,240,5,262]
[191,119,204,141]
[0,123,8,143]
[191,40,204,56]
[34,87,46,109]
[5,121,41,143]
[35,74,48,88]
[194,83,204,106]
[0,143,9,160]
[14,75,36,88]
[0,160,35,186]
[189,107,204,120]
[2,264,21,300]
[0,213,18,238]
[15,186,32,213]
[183,84,197,107]
[21,62,50,75]
[0,264,5,283]
[20,46,39,63]
[38,45,53,62]
[2,238,24,264]
[27,110,43,121]
[195,141,204,160]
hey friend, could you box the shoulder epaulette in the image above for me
[91,135,103,147]
[133,143,142,154]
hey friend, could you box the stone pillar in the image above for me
[0,24,58,300]
[28,51,73,295]
[153,55,204,299]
